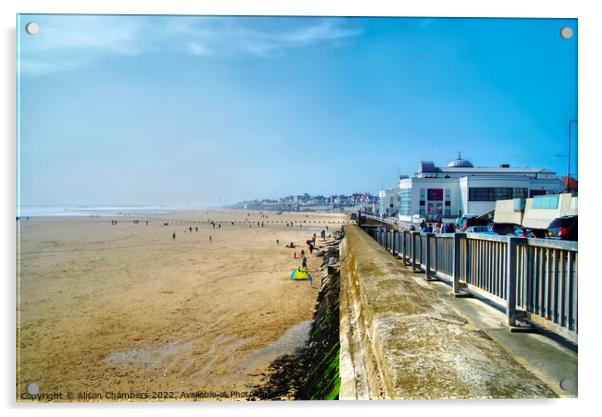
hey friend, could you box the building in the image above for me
[378,188,399,218]
[397,156,564,224]
[562,176,578,194]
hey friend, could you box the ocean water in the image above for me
[17,206,176,217]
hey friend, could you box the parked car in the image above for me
[513,226,547,239]
[458,216,489,232]
[546,216,578,241]
[456,214,477,228]
[465,225,497,235]
[487,222,521,235]
[530,228,547,238]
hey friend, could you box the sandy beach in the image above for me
[16,209,349,401]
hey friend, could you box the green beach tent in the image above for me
[290,268,310,280]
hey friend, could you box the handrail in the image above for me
[362,221,578,344]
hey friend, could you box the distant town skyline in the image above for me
[18,15,577,207]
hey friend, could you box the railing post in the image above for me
[425,233,434,279]
[452,233,463,294]
[401,231,407,263]
[412,232,422,272]
[410,232,418,272]
[506,237,526,327]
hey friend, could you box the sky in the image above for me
[17,15,578,207]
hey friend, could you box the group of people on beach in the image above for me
[284,228,332,289]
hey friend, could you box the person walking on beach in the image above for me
[276,239,279,245]
[307,272,314,288]
[309,242,314,254]
[172,232,176,240]
[195,226,198,232]
[209,235,212,242]
[189,226,192,233]
[301,249,305,258]
[301,255,308,269]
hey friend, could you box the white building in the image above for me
[378,188,399,218]
[397,156,564,224]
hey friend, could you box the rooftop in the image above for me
[416,158,556,176]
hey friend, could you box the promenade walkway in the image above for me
[340,224,575,399]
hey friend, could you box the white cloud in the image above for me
[19,16,363,76]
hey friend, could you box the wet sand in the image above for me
[16,209,349,401]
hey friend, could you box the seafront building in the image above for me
[236,192,378,213]
[378,188,400,218]
[379,156,564,224]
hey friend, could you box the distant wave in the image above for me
[17,206,176,217]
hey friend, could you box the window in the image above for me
[445,201,451,206]
[530,189,547,198]
[398,188,412,216]
[419,200,425,206]
[532,195,559,209]
[468,187,528,201]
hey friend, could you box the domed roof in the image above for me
[447,154,474,168]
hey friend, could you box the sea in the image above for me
[17,206,178,218]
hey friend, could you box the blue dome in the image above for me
[447,157,474,168]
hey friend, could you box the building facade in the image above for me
[396,157,564,224]
[378,188,399,218]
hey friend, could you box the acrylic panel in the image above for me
[16,14,578,402]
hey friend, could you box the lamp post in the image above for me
[567,119,577,193]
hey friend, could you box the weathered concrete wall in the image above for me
[339,224,556,400]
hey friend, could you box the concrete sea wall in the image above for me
[339,224,556,400]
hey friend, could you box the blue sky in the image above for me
[17,15,577,207]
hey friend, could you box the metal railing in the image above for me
[365,226,578,343]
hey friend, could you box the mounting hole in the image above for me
[26,383,39,395]
[25,22,39,35]
[560,27,573,39]
[559,378,574,391]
